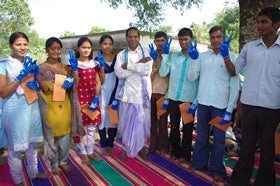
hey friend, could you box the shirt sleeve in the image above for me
[127,60,153,76]
[235,43,248,74]
[187,57,200,81]
[114,51,134,79]
[0,63,7,75]
[226,54,240,112]
[159,54,171,77]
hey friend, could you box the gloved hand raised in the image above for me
[161,98,169,109]
[31,60,40,77]
[97,50,105,68]
[62,77,74,90]
[111,98,118,110]
[219,111,232,125]
[26,80,40,90]
[68,50,78,72]
[219,34,232,58]
[148,43,158,61]
[187,40,199,60]
[187,103,197,114]
[16,56,34,82]
[89,96,99,111]
[162,38,172,54]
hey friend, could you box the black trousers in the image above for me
[168,99,194,160]
[149,93,170,153]
[229,104,280,186]
[98,128,118,148]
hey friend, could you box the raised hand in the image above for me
[26,80,40,90]
[219,111,232,125]
[68,50,78,72]
[62,77,74,90]
[187,103,197,114]
[89,96,99,111]
[97,50,105,68]
[219,34,232,58]
[187,40,199,60]
[162,38,172,54]
[161,98,169,109]
[31,60,39,77]
[148,43,158,61]
[16,56,33,82]
[111,98,118,110]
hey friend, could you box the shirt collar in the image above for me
[257,35,280,47]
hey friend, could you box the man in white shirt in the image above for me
[114,27,153,161]
[224,7,280,186]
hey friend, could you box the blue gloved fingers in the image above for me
[148,43,154,51]
[97,50,105,67]
[111,99,118,110]
[23,56,32,67]
[167,38,172,46]
[69,50,75,60]
[89,96,99,111]
[219,111,232,125]
[62,77,74,89]
[97,50,102,58]
[26,80,39,90]
[68,50,78,71]
[161,99,169,109]
[187,103,197,114]
[31,60,40,77]
[188,39,199,60]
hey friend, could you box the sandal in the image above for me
[35,172,50,179]
[81,154,90,164]
[59,164,71,173]
[88,153,101,162]
[51,167,61,175]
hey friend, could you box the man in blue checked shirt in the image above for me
[159,27,199,164]
[187,26,239,183]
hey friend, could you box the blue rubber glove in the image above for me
[26,80,40,90]
[111,98,118,110]
[162,38,172,54]
[161,98,169,109]
[187,40,199,60]
[97,50,105,68]
[89,96,99,111]
[62,77,74,90]
[219,111,232,125]
[68,50,78,72]
[148,43,158,61]
[16,56,33,82]
[31,60,39,77]
[187,103,197,114]
[219,34,232,58]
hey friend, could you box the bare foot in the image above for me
[107,147,114,156]
[88,153,101,162]
[138,150,151,162]
[81,154,90,164]
[15,183,24,186]
[100,147,108,155]
[120,152,127,161]
[52,167,61,175]
[59,164,71,173]
[35,172,51,179]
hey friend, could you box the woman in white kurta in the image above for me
[96,35,118,156]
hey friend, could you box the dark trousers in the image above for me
[149,93,170,153]
[168,99,194,160]
[229,104,280,186]
[98,128,118,148]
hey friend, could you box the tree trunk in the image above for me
[238,0,280,50]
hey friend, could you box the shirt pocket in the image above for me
[217,64,230,81]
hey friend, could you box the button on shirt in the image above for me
[159,52,198,103]
[188,50,239,112]
[235,37,280,109]
[114,45,153,104]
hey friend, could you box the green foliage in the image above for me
[190,22,210,44]
[60,31,76,37]
[28,30,46,63]
[88,26,108,34]
[211,7,239,53]
[190,6,240,53]
[0,0,34,56]
[101,0,202,32]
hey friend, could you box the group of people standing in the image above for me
[0,6,279,186]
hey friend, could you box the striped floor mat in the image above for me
[0,139,279,186]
